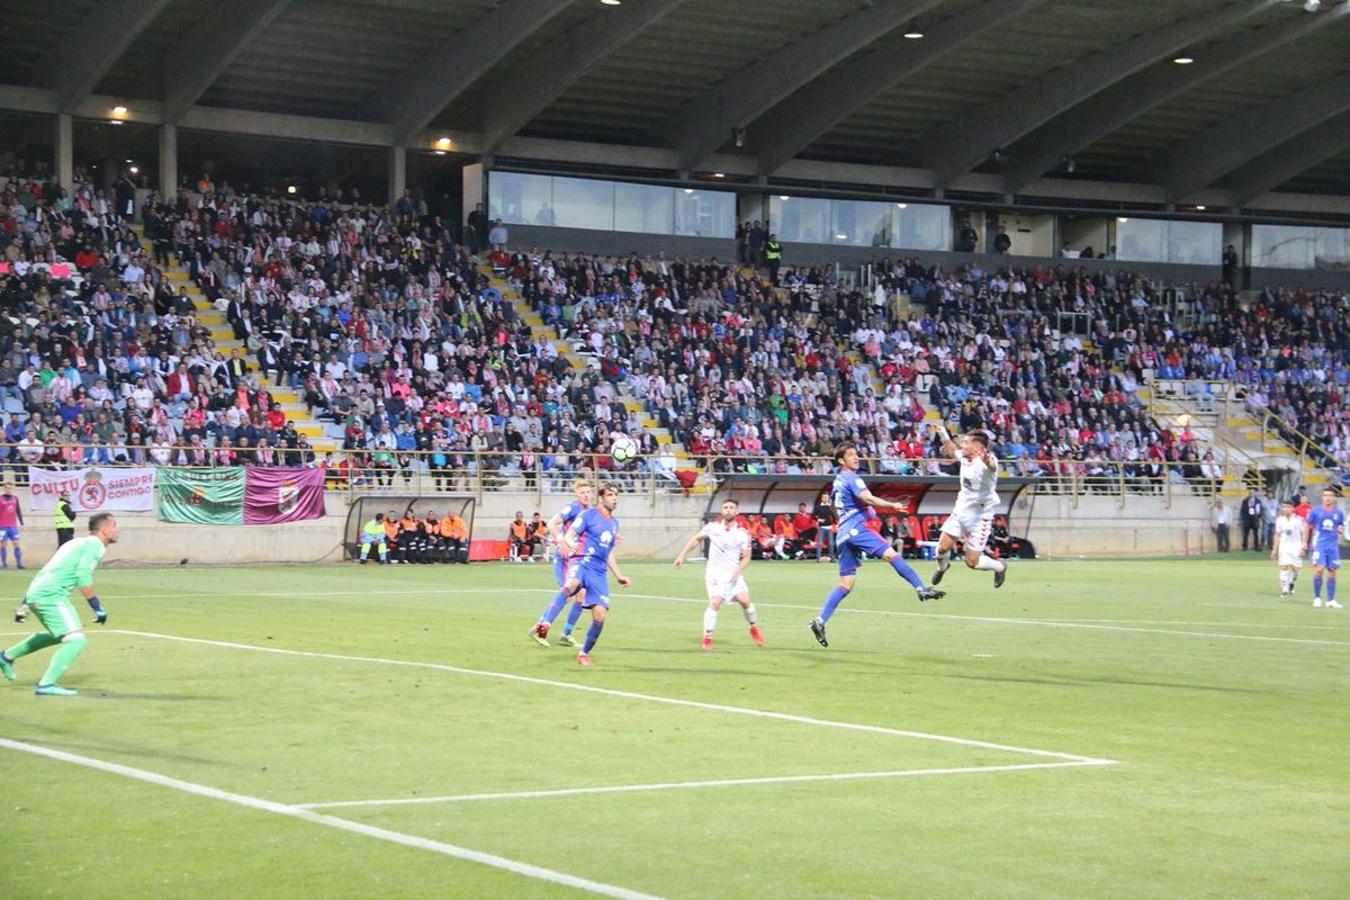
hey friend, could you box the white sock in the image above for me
[975,555,1006,572]
[936,551,950,569]
[1280,570,1291,592]
[703,607,718,635]
[743,603,757,626]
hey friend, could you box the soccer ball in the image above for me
[610,437,638,465]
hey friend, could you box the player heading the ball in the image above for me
[930,425,1009,589]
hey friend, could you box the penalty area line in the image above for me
[295,760,1116,811]
[104,629,1111,764]
[0,738,661,900]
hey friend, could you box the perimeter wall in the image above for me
[10,486,1223,568]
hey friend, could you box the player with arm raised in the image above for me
[809,443,944,648]
[1271,498,1306,597]
[930,425,1008,589]
[529,479,593,648]
[1306,488,1345,609]
[674,498,763,650]
[0,512,119,696]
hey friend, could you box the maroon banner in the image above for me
[244,467,327,525]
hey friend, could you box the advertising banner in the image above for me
[28,466,156,512]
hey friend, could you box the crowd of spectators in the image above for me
[3,156,1346,493]
[504,245,1246,492]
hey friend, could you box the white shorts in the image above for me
[1278,552,1304,569]
[706,571,749,602]
[941,511,994,555]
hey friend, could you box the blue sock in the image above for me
[889,556,923,589]
[818,586,850,624]
[1313,574,1323,599]
[13,548,19,567]
[1,547,7,566]
[539,589,569,624]
[562,601,584,636]
[1328,578,1337,602]
[583,621,604,653]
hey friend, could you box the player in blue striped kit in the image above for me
[809,443,944,647]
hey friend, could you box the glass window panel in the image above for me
[488,172,551,226]
[1116,218,1167,263]
[1165,220,1221,265]
[769,196,830,243]
[550,176,614,231]
[1252,224,1316,269]
[830,200,892,246]
[894,203,950,251]
[1314,227,1350,268]
[614,182,673,235]
[675,189,734,237]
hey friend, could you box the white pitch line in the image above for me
[609,592,1350,648]
[295,760,1116,811]
[106,629,1109,764]
[0,738,660,900]
[122,585,1350,640]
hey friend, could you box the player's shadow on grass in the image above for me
[8,725,239,768]
[933,671,1261,694]
[86,689,229,702]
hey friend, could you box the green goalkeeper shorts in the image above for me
[25,593,83,638]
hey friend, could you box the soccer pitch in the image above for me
[1,558,1347,898]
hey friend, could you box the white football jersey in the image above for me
[701,521,750,574]
[1274,515,1304,555]
[954,453,1000,516]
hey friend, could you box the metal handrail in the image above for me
[0,442,1261,507]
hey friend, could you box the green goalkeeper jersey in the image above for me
[26,535,106,600]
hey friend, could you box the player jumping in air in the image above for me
[673,498,763,650]
[534,483,630,665]
[809,443,944,648]
[534,479,592,648]
[931,426,1008,589]
[1271,498,1306,597]
[0,512,119,696]
[1306,488,1344,609]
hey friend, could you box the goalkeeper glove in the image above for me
[14,602,28,624]
[87,596,108,626]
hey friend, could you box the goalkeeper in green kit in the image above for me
[1,512,119,696]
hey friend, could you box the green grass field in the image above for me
[1,557,1348,898]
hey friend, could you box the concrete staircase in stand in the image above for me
[132,225,336,451]
[476,263,689,462]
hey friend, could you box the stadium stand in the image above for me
[1,165,1343,499]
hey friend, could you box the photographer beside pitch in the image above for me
[1,512,119,696]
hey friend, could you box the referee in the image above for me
[54,490,76,548]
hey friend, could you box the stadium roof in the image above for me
[2,0,1349,211]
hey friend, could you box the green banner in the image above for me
[157,467,245,525]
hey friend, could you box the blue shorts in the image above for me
[554,555,568,587]
[0,526,19,541]
[566,562,611,608]
[837,524,891,577]
[1311,544,1341,570]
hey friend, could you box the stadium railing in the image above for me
[1250,410,1346,488]
[0,445,1286,508]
